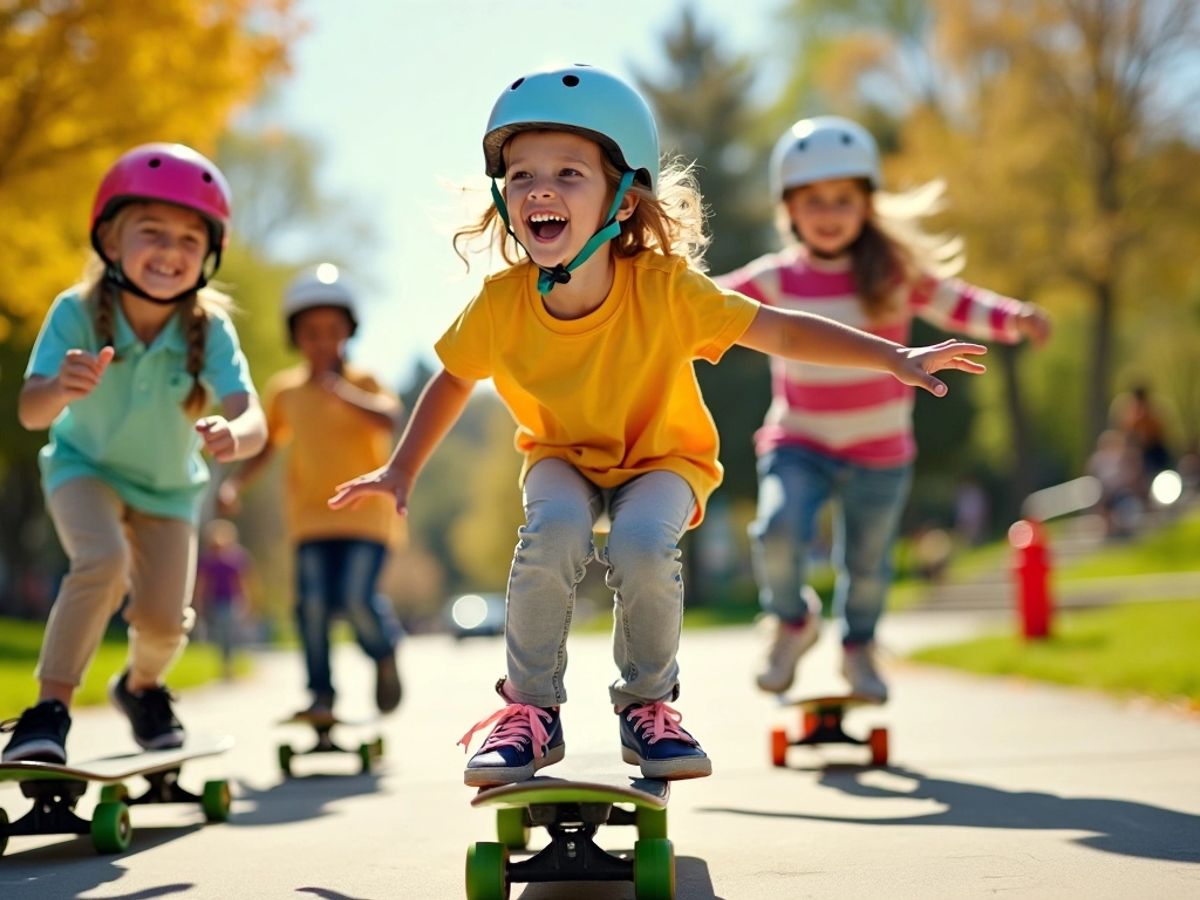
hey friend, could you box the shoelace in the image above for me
[458,703,553,758]
[625,701,694,745]
[0,717,19,734]
[135,686,180,725]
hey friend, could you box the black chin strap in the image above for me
[101,249,222,306]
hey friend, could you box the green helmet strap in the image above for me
[491,170,636,296]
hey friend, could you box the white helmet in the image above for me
[283,263,359,335]
[770,116,881,198]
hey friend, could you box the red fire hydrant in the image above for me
[1009,518,1052,639]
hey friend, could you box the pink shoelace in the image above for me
[625,701,694,745]
[458,703,553,757]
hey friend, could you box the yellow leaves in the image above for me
[0,0,300,339]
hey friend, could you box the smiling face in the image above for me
[101,201,210,299]
[784,178,871,257]
[502,130,617,270]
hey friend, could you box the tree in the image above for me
[775,0,1200,501]
[0,1,298,613]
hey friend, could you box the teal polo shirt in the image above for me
[25,288,257,522]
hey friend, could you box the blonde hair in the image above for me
[86,204,233,418]
[453,137,710,273]
[781,178,964,321]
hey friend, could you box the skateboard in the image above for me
[467,773,674,900]
[771,693,888,767]
[276,711,384,776]
[0,734,233,856]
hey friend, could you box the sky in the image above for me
[273,0,784,388]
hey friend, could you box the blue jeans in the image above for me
[504,458,695,710]
[295,539,401,697]
[748,446,912,644]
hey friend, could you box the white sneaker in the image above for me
[755,588,822,694]
[841,642,888,702]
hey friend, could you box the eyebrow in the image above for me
[507,153,596,170]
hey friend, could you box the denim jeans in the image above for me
[504,458,695,710]
[748,446,912,645]
[295,539,401,697]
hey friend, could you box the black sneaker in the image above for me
[375,653,402,713]
[618,700,711,780]
[1,700,71,763]
[108,672,185,750]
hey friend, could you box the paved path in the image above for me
[2,614,1198,898]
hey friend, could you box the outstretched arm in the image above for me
[736,305,987,396]
[328,367,475,515]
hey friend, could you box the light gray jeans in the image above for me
[503,458,695,710]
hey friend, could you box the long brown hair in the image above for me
[85,205,233,418]
[453,135,710,273]
[781,178,964,322]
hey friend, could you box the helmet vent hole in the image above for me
[202,172,213,182]
[562,75,580,87]
[796,140,807,151]
[148,158,162,168]
[841,133,853,144]
[510,77,525,90]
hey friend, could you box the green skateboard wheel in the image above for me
[278,744,294,776]
[494,807,529,850]
[90,801,132,854]
[634,837,675,899]
[465,841,509,900]
[202,780,232,822]
[100,783,129,804]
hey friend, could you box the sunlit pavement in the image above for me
[2,612,1198,898]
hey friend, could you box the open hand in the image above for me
[328,465,411,515]
[58,346,115,401]
[894,339,988,396]
[196,416,239,462]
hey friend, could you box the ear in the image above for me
[615,190,640,223]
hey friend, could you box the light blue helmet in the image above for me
[770,116,881,198]
[483,64,661,192]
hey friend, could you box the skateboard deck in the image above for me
[467,771,674,900]
[0,734,233,856]
[276,711,383,776]
[771,693,888,767]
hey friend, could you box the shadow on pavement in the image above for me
[0,821,202,897]
[698,764,1200,863]
[512,855,720,899]
[231,772,384,828]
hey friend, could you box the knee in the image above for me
[521,499,593,557]
[65,539,130,590]
[605,521,679,579]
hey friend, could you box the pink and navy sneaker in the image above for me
[618,700,711,780]
[459,682,564,787]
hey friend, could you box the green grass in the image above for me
[910,599,1200,704]
[1058,508,1200,579]
[0,617,246,713]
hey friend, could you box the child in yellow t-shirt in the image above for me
[221,265,404,717]
[330,66,986,786]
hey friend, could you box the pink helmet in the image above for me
[90,143,232,256]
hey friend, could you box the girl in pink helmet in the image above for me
[720,117,1051,702]
[330,67,987,787]
[1,144,267,764]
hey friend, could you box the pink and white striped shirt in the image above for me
[721,248,1025,467]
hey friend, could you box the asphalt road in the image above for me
[2,609,1198,898]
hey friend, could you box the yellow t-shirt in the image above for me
[435,251,760,527]
[264,364,399,545]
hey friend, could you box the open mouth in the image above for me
[527,212,568,242]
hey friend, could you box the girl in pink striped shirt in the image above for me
[722,116,1050,701]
